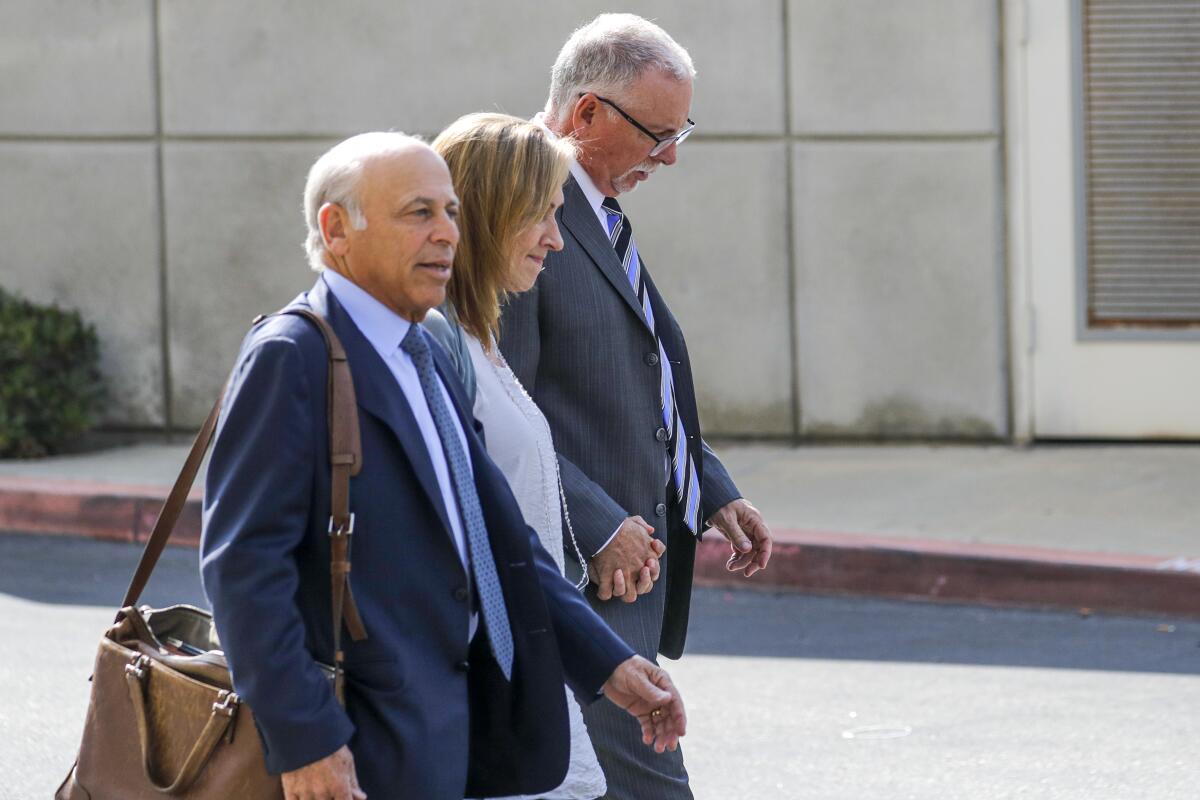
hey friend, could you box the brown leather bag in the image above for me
[56,309,367,799]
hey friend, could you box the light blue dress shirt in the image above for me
[321,270,475,610]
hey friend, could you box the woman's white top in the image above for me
[465,333,606,800]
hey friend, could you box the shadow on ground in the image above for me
[5,532,1199,675]
[685,585,1200,675]
[0,532,207,609]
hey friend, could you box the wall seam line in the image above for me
[997,0,1017,441]
[781,0,802,439]
[150,0,173,433]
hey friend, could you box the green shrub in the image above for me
[0,288,105,457]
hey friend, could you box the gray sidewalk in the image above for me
[716,442,1198,559]
[2,441,1198,614]
[2,440,1196,555]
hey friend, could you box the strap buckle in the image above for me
[328,513,355,537]
[212,690,240,717]
[125,654,151,681]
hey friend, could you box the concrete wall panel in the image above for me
[622,142,794,436]
[661,0,787,135]
[789,0,999,134]
[163,142,333,426]
[0,143,162,425]
[159,0,783,136]
[792,141,1006,437]
[0,0,155,135]
[2,4,1014,442]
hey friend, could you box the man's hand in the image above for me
[707,499,773,577]
[602,655,687,753]
[281,744,366,800]
[588,516,665,603]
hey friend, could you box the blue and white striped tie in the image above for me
[602,196,701,534]
[400,325,515,679]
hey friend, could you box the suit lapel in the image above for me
[305,280,457,541]
[430,341,475,436]
[430,343,494,494]
[558,177,707,485]
[559,176,648,325]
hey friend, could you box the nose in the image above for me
[653,140,679,166]
[434,208,459,246]
[544,218,564,253]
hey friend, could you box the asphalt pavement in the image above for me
[3,532,1199,800]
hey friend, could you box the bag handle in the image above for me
[118,307,367,699]
[123,655,238,795]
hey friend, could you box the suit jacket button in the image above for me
[655,503,667,517]
[655,427,668,442]
[455,660,470,673]
[453,586,469,602]
[645,352,659,366]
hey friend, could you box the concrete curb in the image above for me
[694,529,1200,618]
[0,476,202,548]
[4,476,1199,618]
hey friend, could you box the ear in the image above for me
[319,202,352,259]
[570,93,600,133]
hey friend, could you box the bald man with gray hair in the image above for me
[500,13,775,800]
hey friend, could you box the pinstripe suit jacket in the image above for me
[499,176,741,659]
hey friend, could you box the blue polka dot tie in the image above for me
[400,324,514,679]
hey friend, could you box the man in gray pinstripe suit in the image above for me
[499,14,774,799]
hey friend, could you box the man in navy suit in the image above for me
[201,132,687,800]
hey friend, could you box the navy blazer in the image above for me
[201,278,634,799]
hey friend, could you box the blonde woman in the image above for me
[426,113,656,800]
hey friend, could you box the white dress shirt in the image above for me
[322,269,478,638]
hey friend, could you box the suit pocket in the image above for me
[345,658,408,693]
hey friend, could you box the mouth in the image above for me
[525,254,545,268]
[416,261,452,278]
[620,167,656,186]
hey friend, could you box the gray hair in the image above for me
[546,13,696,126]
[303,131,425,271]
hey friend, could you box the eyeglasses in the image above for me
[580,92,696,157]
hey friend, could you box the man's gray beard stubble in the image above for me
[613,161,656,194]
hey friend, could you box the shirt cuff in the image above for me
[592,522,623,558]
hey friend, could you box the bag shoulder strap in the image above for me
[118,387,222,610]
[283,309,367,703]
[119,308,368,691]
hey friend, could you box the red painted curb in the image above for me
[0,476,201,548]
[3,476,1198,617]
[695,531,1200,617]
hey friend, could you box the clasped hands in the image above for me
[589,499,773,603]
[587,515,663,603]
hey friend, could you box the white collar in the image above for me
[321,268,414,357]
